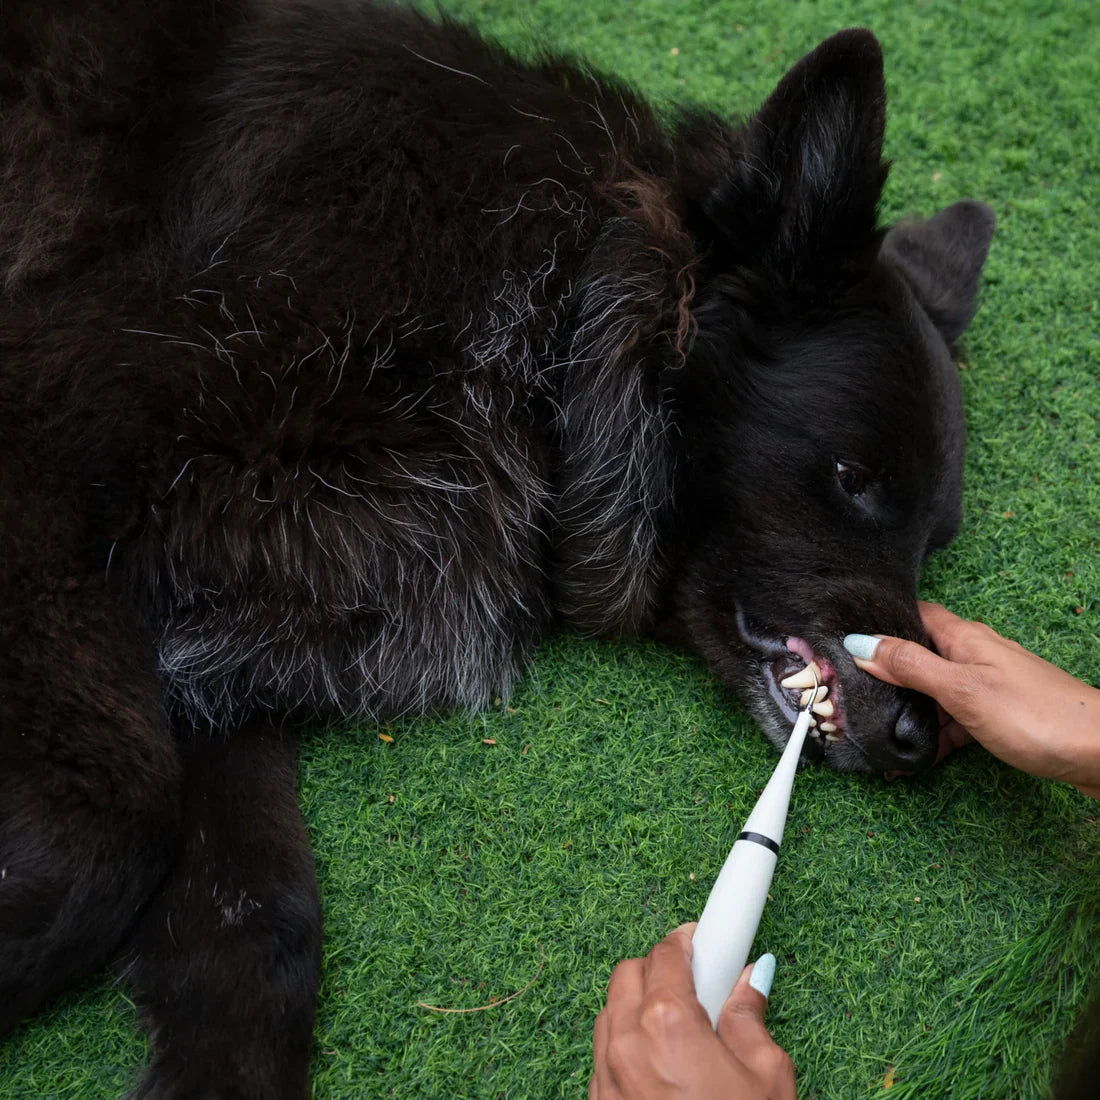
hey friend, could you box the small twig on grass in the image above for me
[416,942,546,1014]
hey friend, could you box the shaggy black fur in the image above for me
[1,2,994,1094]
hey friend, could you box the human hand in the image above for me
[591,924,796,1099]
[844,602,1100,797]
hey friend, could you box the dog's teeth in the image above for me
[819,721,838,733]
[781,663,820,690]
[798,686,829,707]
[780,667,816,690]
[824,733,841,744]
[811,698,835,718]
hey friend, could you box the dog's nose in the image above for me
[887,698,939,771]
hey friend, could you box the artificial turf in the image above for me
[2,0,1097,1096]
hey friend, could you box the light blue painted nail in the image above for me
[843,633,881,661]
[749,953,776,999]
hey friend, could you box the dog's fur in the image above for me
[1,2,994,1094]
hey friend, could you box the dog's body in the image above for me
[1,3,994,1094]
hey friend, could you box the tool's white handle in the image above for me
[691,839,776,1027]
[691,708,813,1028]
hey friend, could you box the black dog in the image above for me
[0,3,994,1095]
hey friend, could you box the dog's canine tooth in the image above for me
[799,685,828,707]
[781,662,820,690]
[819,721,838,733]
[811,698,835,718]
[824,733,841,744]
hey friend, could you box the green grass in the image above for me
[3,0,1097,1096]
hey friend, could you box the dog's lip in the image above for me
[734,609,847,752]
[734,610,941,776]
[778,636,847,735]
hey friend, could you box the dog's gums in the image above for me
[779,640,847,745]
[736,610,849,757]
[784,641,844,739]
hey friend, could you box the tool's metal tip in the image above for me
[799,663,819,712]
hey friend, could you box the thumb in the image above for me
[716,953,774,1051]
[717,954,797,1096]
[843,632,961,703]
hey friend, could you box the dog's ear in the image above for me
[698,28,888,282]
[880,200,996,346]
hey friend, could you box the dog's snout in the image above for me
[888,698,939,771]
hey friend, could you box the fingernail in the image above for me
[843,633,881,661]
[748,953,776,998]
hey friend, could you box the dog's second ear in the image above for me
[699,28,889,282]
[881,200,996,347]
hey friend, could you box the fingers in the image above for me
[846,608,1011,739]
[595,925,746,1098]
[601,955,645,1063]
[716,960,768,1043]
[594,934,797,1100]
[916,601,965,650]
[634,930,716,1058]
[845,631,962,702]
[918,601,1003,662]
[606,954,646,1009]
[590,1008,606,1099]
[593,956,645,1100]
[602,925,699,1027]
[594,925,700,1097]
[640,923,700,1008]
[935,712,975,760]
[717,956,796,1095]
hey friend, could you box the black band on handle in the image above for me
[737,831,780,855]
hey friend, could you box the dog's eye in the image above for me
[835,460,868,497]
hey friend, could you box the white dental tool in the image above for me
[691,665,818,1027]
